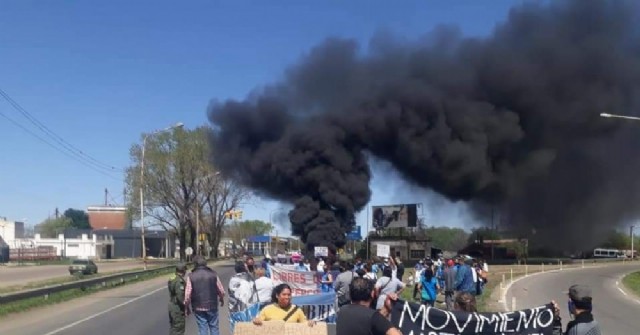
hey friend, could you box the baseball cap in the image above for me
[566,284,592,303]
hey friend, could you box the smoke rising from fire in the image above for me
[209,0,640,252]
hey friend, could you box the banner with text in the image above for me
[391,300,555,335]
[271,265,320,296]
[293,291,337,323]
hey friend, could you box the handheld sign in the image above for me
[314,246,329,257]
[376,244,390,257]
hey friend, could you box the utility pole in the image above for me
[632,225,636,260]
[104,188,108,206]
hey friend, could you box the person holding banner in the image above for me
[321,264,334,293]
[252,283,315,327]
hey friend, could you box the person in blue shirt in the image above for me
[320,264,334,292]
[418,267,440,307]
[454,258,476,295]
[295,261,308,272]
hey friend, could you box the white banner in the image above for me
[314,246,328,257]
[270,266,320,296]
[377,244,390,257]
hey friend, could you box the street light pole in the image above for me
[140,122,183,270]
[632,225,636,260]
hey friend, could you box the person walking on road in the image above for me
[552,284,601,335]
[184,256,225,335]
[168,263,188,335]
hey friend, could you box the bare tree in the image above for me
[193,171,251,258]
[126,126,244,260]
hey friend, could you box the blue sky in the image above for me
[0,0,527,234]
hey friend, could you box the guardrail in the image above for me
[0,265,174,304]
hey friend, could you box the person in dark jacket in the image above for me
[552,284,601,335]
[184,256,225,335]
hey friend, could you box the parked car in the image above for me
[69,259,98,275]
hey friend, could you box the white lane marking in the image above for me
[618,287,628,296]
[42,286,166,335]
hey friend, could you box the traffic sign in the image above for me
[185,247,193,256]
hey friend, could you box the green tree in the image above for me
[223,220,274,244]
[37,217,72,238]
[125,126,250,260]
[63,208,91,229]
[425,226,469,251]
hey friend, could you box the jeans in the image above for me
[194,309,219,335]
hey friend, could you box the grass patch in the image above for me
[0,267,174,317]
[622,271,640,297]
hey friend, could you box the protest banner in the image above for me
[293,291,337,323]
[391,300,556,335]
[314,246,329,257]
[377,244,390,257]
[270,265,320,296]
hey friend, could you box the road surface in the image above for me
[0,260,161,288]
[0,260,235,335]
[505,262,640,334]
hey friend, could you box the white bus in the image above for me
[592,248,625,258]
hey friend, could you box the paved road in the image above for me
[0,260,235,335]
[0,260,159,288]
[506,262,640,334]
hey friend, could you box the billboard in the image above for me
[372,204,418,229]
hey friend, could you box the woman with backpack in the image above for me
[418,268,440,307]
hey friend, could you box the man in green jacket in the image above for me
[168,263,188,335]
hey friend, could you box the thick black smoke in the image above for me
[209,0,640,253]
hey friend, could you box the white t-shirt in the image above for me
[255,276,275,303]
[317,260,325,272]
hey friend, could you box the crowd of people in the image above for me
[167,253,601,335]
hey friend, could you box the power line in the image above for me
[0,93,122,181]
[0,88,124,173]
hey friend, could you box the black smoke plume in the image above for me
[209,0,640,253]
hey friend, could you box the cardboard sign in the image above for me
[391,300,556,335]
[314,246,328,257]
[376,244,390,257]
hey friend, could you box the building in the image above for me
[368,228,432,262]
[87,206,128,230]
[0,218,25,243]
[70,228,175,259]
[29,233,114,259]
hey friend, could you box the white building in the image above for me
[34,233,114,259]
[0,218,25,243]
[6,233,114,260]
